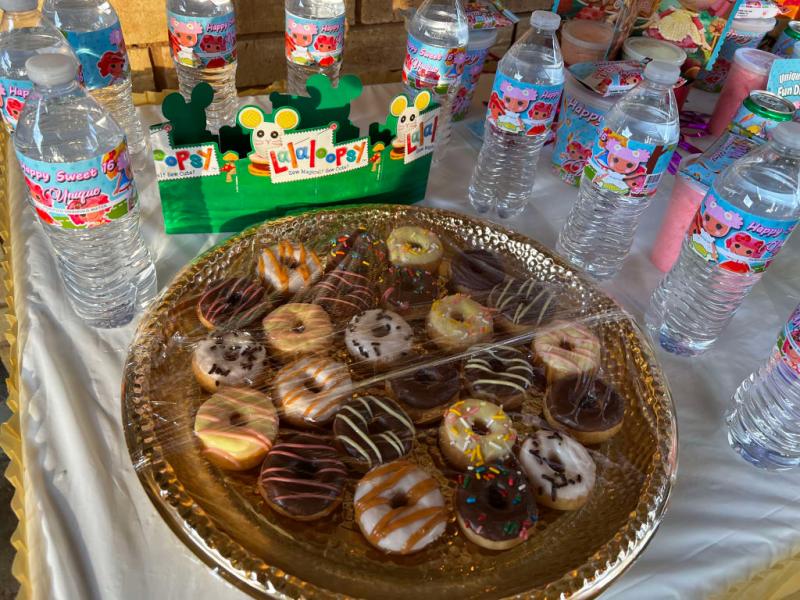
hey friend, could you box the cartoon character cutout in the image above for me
[313,34,340,68]
[690,197,742,261]
[237,105,301,177]
[389,91,432,160]
[526,101,554,135]
[593,136,650,195]
[286,20,317,65]
[170,18,203,66]
[199,35,229,68]
[97,51,127,82]
[494,80,536,133]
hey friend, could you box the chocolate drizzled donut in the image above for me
[258,434,347,521]
[333,396,415,468]
[448,249,506,295]
[197,277,270,330]
[306,269,377,321]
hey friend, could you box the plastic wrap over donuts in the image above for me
[124,206,676,597]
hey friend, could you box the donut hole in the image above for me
[229,411,247,427]
[226,291,243,305]
[371,324,392,338]
[291,320,306,334]
[414,368,438,384]
[559,340,574,352]
[471,420,490,436]
[367,418,388,435]
[450,311,465,323]
[548,453,565,472]
[488,358,504,371]
[303,377,324,394]
[487,485,508,510]
[389,493,408,509]
[408,241,425,253]
[295,460,318,479]
[280,256,300,270]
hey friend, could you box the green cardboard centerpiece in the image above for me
[151,74,441,234]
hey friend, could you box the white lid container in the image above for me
[623,37,687,67]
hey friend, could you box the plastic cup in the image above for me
[560,20,614,66]
[622,37,687,66]
[708,48,776,136]
[452,28,497,121]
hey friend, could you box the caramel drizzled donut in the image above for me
[258,434,347,521]
[257,241,322,295]
[263,303,333,360]
[273,356,353,427]
[197,277,269,330]
[354,460,448,555]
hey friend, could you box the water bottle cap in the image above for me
[26,54,78,87]
[771,122,800,149]
[530,10,561,31]
[644,60,681,85]
[0,0,38,11]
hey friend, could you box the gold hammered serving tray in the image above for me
[122,205,678,599]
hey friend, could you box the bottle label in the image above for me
[0,78,33,132]
[168,12,237,69]
[778,305,800,374]
[403,33,466,93]
[452,44,492,120]
[285,13,345,68]
[63,24,130,91]
[584,126,676,198]
[485,72,562,136]
[15,141,136,229]
[688,188,798,273]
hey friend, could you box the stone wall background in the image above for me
[109,0,550,92]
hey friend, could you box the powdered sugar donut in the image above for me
[354,460,448,555]
[345,309,414,369]
[519,430,596,511]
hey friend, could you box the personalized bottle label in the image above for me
[403,33,466,92]
[688,188,798,274]
[485,72,562,136]
[168,12,237,69]
[64,24,130,90]
[15,141,136,230]
[584,126,676,198]
[285,13,345,68]
[778,304,800,374]
[0,78,33,132]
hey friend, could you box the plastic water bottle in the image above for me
[42,0,148,158]
[0,0,74,133]
[14,54,157,328]
[556,61,680,280]
[727,303,800,470]
[285,0,346,96]
[167,0,238,132]
[402,0,468,159]
[468,11,564,218]
[645,122,800,356]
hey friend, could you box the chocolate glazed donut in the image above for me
[447,249,507,295]
[456,463,538,550]
[386,358,461,424]
[258,434,347,521]
[545,376,625,445]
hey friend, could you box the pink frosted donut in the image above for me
[533,320,601,381]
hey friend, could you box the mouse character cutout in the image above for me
[390,91,432,161]
[238,106,301,177]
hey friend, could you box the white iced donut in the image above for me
[257,240,323,295]
[345,309,413,369]
[519,430,596,511]
[354,460,448,555]
[191,332,269,393]
[273,356,353,427]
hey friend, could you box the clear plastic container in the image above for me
[468,11,564,218]
[13,54,157,328]
[43,0,148,158]
[0,0,74,133]
[646,122,800,356]
[556,61,680,280]
[622,36,686,67]
[167,0,238,132]
[560,19,613,66]
[285,0,346,96]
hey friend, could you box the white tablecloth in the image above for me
[11,77,800,600]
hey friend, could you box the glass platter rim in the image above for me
[122,203,679,599]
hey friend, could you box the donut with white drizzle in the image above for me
[333,396,415,468]
[487,278,560,333]
[463,344,539,409]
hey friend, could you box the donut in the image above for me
[386,226,444,271]
[263,303,333,360]
[193,388,278,471]
[258,434,347,521]
[444,249,506,296]
[191,332,269,393]
[439,399,517,470]
[462,344,539,409]
[328,228,388,273]
[196,277,269,330]
[345,309,413,370]
[426,294,493,352]
[381,266,441,319]
[257,241,322,295]
[354,460,448,555]
[305,267,377,321]
[544,376,624,444]
[455,463,537,550]
[273,356,353,427]
[333,396,415,468]
[386,359,460,424]
[533,320,601,382]
[519,430,597,510]
[488,279,560,334]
